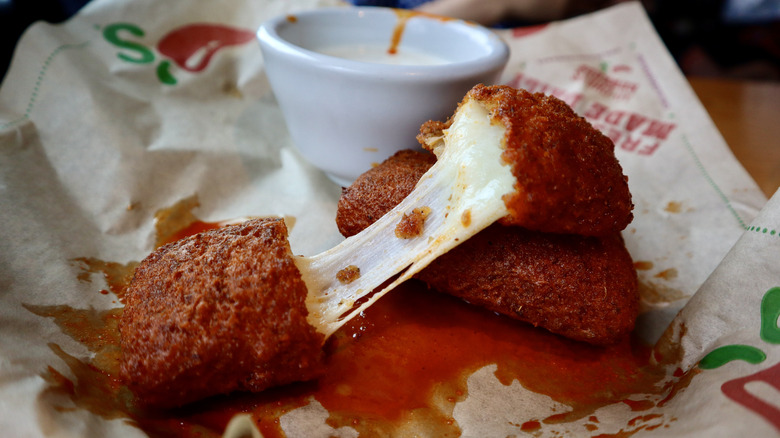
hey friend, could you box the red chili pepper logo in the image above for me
[103,22,255,85]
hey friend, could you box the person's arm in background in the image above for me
[412,0,779,80]
[415,0,616,25]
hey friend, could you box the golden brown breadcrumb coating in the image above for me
[417,226,638,345]
[119,218,324,408]
[336,150,638,345]
[418,84,634,237]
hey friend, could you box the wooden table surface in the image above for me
[688,76,780,198]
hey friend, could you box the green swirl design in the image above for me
[699,344,767,369]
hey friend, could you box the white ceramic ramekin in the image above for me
[257,7,509,186]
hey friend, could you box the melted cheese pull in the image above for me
[295,97,514,338]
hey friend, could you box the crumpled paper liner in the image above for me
[0,0,776,436]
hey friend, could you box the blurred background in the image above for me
[1,0,778,83]
[0,0,91,82]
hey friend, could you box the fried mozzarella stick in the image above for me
[337,150,638,345]
[120,85,632,407]
[120,218,324,407]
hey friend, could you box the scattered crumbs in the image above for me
[460,209,471,227]
[395,206,432,239]
[370,162,380,168]
[654,268,678,280]
[363,147,379,152]
[126,201,140,211]
[664,201,682,213]
[634,261,654,271]
[336,265,360,284]
[286,15,298,23]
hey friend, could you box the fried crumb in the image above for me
[336,265,361,284]
[395,207,432,239]
[461,209,471,227]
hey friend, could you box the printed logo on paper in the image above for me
[504,36,677,157]
[698,286,780,431]
[102,22,255,85]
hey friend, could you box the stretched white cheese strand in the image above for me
[295,97,515,338]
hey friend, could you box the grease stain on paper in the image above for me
[634,261,688,309]
[655,268,678,281]
[638,279,690,309]
[664,201,682,213]
[663,201,694,214]
[633,261,653,271]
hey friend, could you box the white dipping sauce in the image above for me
[317,44,449,65]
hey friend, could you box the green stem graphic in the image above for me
[699,344,766,369]
[156,60,177,85]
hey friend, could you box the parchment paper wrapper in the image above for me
[0,0,777,436]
